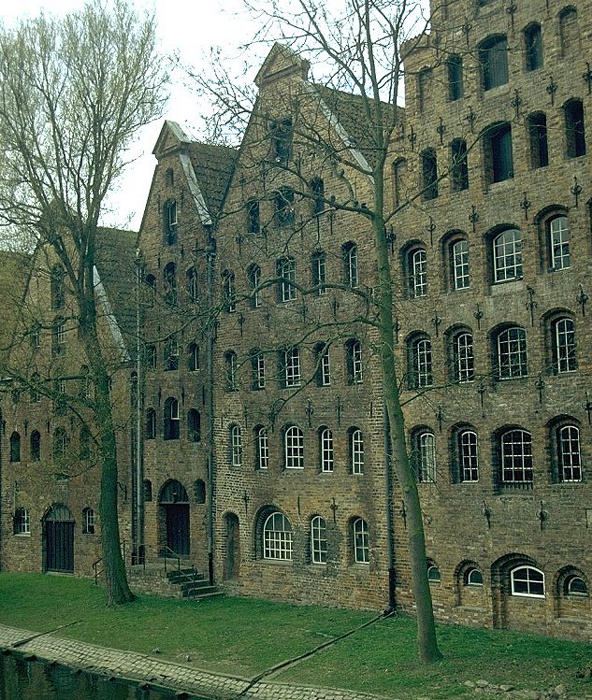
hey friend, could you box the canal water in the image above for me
[0,654,204,700]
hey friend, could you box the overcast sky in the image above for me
[1,0,263,230]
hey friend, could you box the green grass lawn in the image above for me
[0,573,590,699]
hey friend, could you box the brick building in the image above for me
[1,0,591,641]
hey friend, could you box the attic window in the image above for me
[271,118,292,164]
[165,168,174,187]
[164,200,178,245]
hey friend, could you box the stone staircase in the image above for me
[127,560,224,600]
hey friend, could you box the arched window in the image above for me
[311,516,328,563]
[144,274,156,306]
[417,67,432,113]
[447,54,463,101]
[392,158,407,208]
[527,113,548,169]
[456,428,479,482]
[495,326,527,379]
[450,139,468,191]
[511,565,545,597]
[343,242,358,288]
[186,267,198,302]
[230,425,242,466]
[188,343,199,371]
[492,229,522,282]
[222,270,236,312]
[565,575,588,597]
[311,251,327,295]
[547,216,570,270]
[413,429,436,483]
[551,316,576,373]
[479,35,509,90]
[421,149,438,200]
[30,430,41,462]
[524,23,543,71]
[225,351,238,391]
[277,257,296,302]
[193,479,206,504]
[165,167,174,187]
[315,343,331,387]
[163,262,177,307]
[310,177,325,216]
[349,428,364,475]
[274,186,295,227]
[408,248,427,297]
[247,264,262,308]
[284,425,304,469]
[345,339,363,384]
[451,239,469,290]
[53,427,68,462]
[352,518,369,563]
[271,117,292,163]
[500,429,533,484]
[556,424,581,482]
[452,331,474,382]
[50,265,65,310]
[559,7,579,57]
[188,409,201,443]
[164,200,178,245]
[282,346,301,388]
[52,318,66,357]
[82,507,95,534]
[427,563,441,582]
[163,398,179,440]
[164,335,179,371]
[13,508,30,535]
[319,427,334,473]
[486,123,513,183]
[465,567,483,586]
[251,349,266,390]
[564,99,586,158]
[143,479,153,501]
[246,199,260,234]
[263,511,292,560]
[145,408,156,440]
[255,426,269,470]
[408,335,433,388]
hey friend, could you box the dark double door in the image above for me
[44,505,75,573]
[165,504,190,556]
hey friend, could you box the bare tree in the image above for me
[0,0,167,605]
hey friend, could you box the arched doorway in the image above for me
[224,513,240,580]
[43,504,75,573]
[159,480,190,556]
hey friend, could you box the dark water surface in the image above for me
[0,654,204,700]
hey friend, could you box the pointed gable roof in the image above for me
[254,43,310,87]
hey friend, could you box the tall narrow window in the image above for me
[247,199,260,234]
[285,425,304,469]
[557,424,581,482]
[31,430,41,462]
[480,35,509,90]
[524,23,543,71]
[310,177,324,216]
[500,429,533,484]
[188,410,201,443]
[53,318,66,357]
[283,347,301,388]
[163,398,180,440]
[164,335,179,371]
[417,68,432,113]
[144,274,156,306]
[564,99,586,158]
[345,339,363,384]
[549,216,570,270]
[552,316,576,373]
[393,158,407,208]
[453,332,474,382]
[222,270,236,312]
[145,344,157,370]
[528,113,548,168]
[247,264,262,308]
[451,139,469,191]
[458,429,479,482]
[315,343,331,386]
[146,408,156,439]
[451,239,469,290]
[82,508,95,534]
[353,518,369,563]
[256,426,269,470]
[271,118,292,163]
[320,428,334,473]
[559,7,579,57]
[10,432,20,463]
[447,55,464,101]
[50,265,65,310]
[275,187,295,227]
[186,268,198,302]
[421,149,438,200]
[225,351,238,391]
[53,427,68,462]
[163,262,177,307]
[277,257,297,302]
[311,516,328,563]
[188,343,199,371]
[350,428,364,475]
[496,326,528,378]
[487,123,513,182]
[251,349,266,390]
[414,430,436,483]
[312,251,327,295]
[410,336,433,388]
[231,425,242,466]
[164,200,178,245]
[343,242,358,288]
[409,248,427,297]
[493,229,522,282]
[13,508,30,535]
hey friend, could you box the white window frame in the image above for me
[411,249,427,297]
[348,340,363,384]
[313,252,327,295]
[353,518,369,564]
[414,338,433,388]
[319,346,331,386]
[511,565,545,598]
[550,216,570,270]
[279,258,297,302]
[256,427,269,470]
[501,429,533,483]
[455,332,474,382]
[223,271,236,312]
[459,429,479,482]
[350,428,364,475]
[344,244,358,288]
[452,239,469,290]
[320,428,334,473]
[285,425,304,469]
[263,512,292,560]
[554,317,576,373]
[13,508,30,535]
[493,229,522,282]
[311,516,328,564]
[417,431,436,483]
[187,268,198,302]
[231,425,242,467]
[254,352,266,389]
[284,347,301,388]
[558,424,581,482]
[83,507,95,534]
[226,351,238,391]
[249,265,262,308]
[497,327,527,379]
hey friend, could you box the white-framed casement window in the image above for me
[453,332,474,382]
[283,347,301,388]
[465,567,483,586]
[230,425,242,467]
[415,430,436,483]
[343,242,359,288]
[552,317,576,373]
[452,239,469,290]
[497,326,527,378]
[320,428,334,473]
[256,427,269,470]
[248,264,262,308]
[549,216,570,270]
[493,229,522,282]
[284,425,304,469]
[315,343,331,386]
[346,339,363,384]
[222,270,236,312]
[252,350,266,390]
[312,251,327,295]
[350,428,364,475]
[277,257,297,302]
[500,429,533,484]
[225,351,238,391]
[353,518,369,563]
[410,248,427,297]
[186,267,198,302]
[13,508,30,535]
[458,429,479,482]
[311,516,328,564]
[163,397,180,440]
[82,507,95,534]
[263,512,293,560]
[511,565,545,597]
[411,337,433,388]
[557,424,581,482]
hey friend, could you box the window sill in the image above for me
[13,533,31,538]
[490,279,523,295]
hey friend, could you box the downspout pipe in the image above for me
[385,410,396,611]
[134,251,144,564]
[206,230,216,586]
